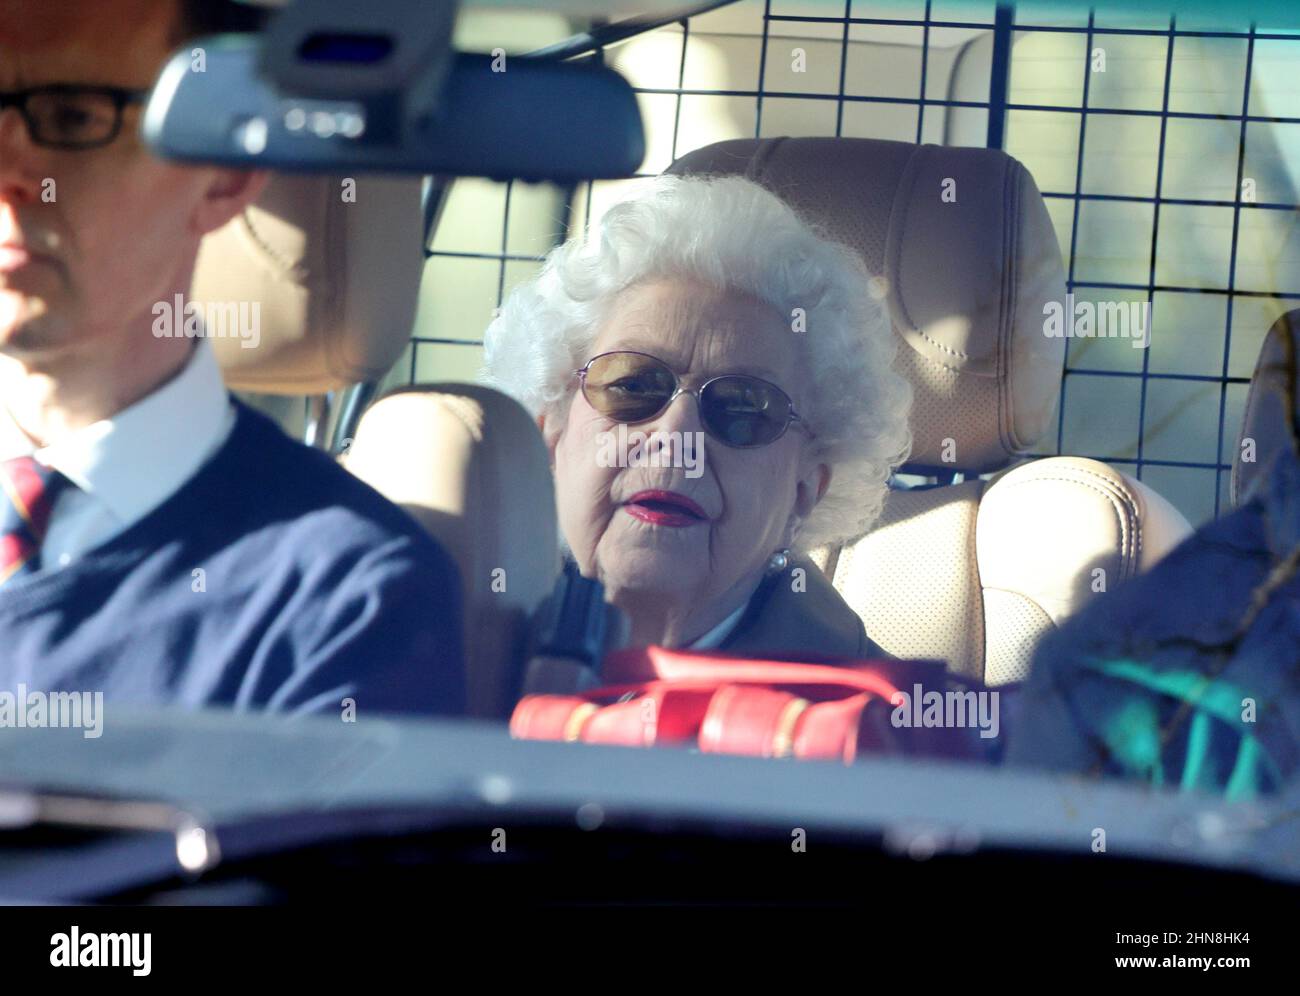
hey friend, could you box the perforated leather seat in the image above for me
[669,137,1193,684]
[192,173,559,717]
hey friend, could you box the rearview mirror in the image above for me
[141,35,645,181]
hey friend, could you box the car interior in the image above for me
[189,66,1272,710]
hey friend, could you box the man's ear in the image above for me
[189,168,271,238]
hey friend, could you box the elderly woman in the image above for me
[482,175,911,660]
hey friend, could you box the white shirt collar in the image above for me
[0,342,233,524]
[687,597,751,650]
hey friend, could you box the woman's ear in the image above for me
[784,462,831,546]
[795,463,831,518]
[537,412,560,466]
[814,464,831,502]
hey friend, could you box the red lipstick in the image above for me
[623,489,708,528]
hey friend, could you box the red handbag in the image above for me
[511,645,968,763]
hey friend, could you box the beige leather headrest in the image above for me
[190,173,425,394]
[1232,308,1300,507]
[667,137,1066,473]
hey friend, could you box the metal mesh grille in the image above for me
[406,1,1300,526]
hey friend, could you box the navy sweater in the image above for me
[0,401,465,716]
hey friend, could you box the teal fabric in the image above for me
[1074,658,1283,799]
[1006,449,1300,800]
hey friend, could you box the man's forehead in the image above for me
[0,0,179,84]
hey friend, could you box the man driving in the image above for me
[0,0,465,715]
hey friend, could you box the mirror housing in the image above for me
[142,32,644,181]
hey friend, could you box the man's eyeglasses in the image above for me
[576,350,813,449]
[0,85,148,150]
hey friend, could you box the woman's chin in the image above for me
[597,549,704,598]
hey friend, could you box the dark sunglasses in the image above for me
[0,85,148,150]
[575,350,811,448]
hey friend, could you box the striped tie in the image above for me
[0,456,70,587]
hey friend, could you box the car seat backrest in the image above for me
[343,385,560,718]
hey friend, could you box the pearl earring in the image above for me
[766,548,791,574]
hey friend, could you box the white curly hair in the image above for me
[480,174,912,549]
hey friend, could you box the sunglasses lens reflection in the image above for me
[583,353,793,447]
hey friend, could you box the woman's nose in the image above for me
[639,390,706,461]
[654,390,705,434]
